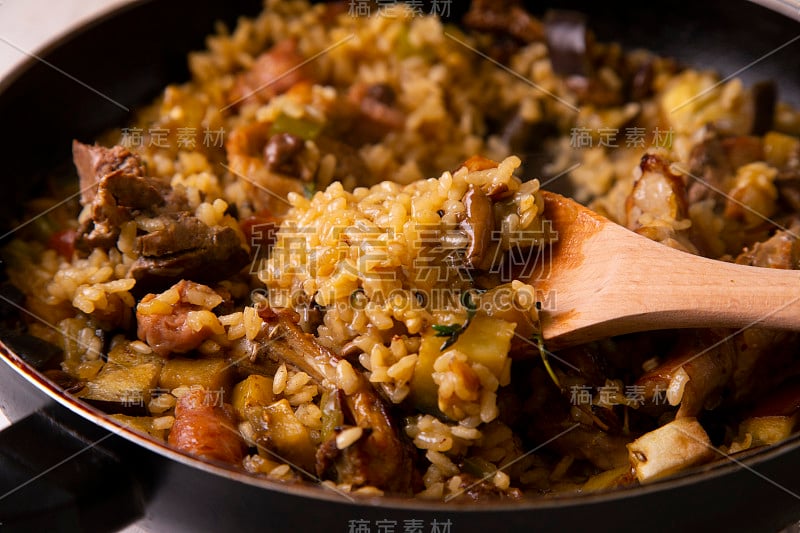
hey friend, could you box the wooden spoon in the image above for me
[529,191,800,349]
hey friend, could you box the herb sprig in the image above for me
[432,291,480,351]
[533,333,561,388]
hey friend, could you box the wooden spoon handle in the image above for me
[535,192,800,348]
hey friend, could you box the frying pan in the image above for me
[1,1,799,531]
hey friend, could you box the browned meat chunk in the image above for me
[315,384,414,492]
[463,0,544,44]
[264,132,306,177]
[72,140,146,204]
[130,217,249,291]
[76,171,168,251]
[625,153,697,253]
[72,142,173,251]
[346,82,405,145]
[735,222,800,269]
[136,280,224,357]
[168,389,246,465]
[228,39,312,107]
[72,143,248,288]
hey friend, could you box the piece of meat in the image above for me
[735,223,800,269]
[264,132,306,177]
[130,215,249,292]
[102,171,166,209]
[76,171,168,252]
[72,142,175,252]
[137,214,209,257]
[72,140,146,205]
[168,389,247,465]
[346,83,405,145]
[252,309,415,494]
[227,39,312,108]
[136,280,224,357]
[463,0,544,44]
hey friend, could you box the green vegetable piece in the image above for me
[270,112,323,141]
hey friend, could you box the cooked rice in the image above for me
[4,0,800,503]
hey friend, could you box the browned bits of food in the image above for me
[463,0,544,44]
[461,155,499,173]
[129,214,249,291]
[264,132,306,176]
[136,280,225,357]
[543,10,590,78]
[736,221,800,269]
[72,140,147,204]
[228,39,312,107]
[168,389,246,465]
[72,141,248,290]
[73,142,167,251]
[225,122,307,215]
[460,186,494,269]
[346,82,405,144]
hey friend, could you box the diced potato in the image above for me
[159,358,234,398]
[232,375,275,419]
[80,362,162,415]
[740,415,796,446]
[409,315,515,414]
[764,131,800,168]
[450,315,515,377]
[627,417,715,483]
[110,414,166,440]
[408,331,442,414]
[256,399,315,470]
